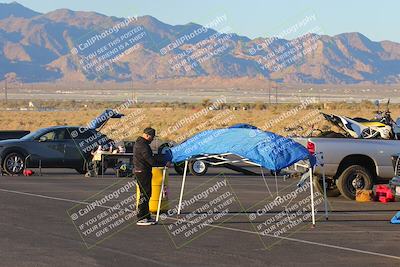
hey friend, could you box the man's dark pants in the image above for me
[135,170,152,220]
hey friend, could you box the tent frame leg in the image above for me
[309,167,316,227]
[178,160,188,215]
[321,165,329,220]
[156,167,167,222]
[260,167,273,198]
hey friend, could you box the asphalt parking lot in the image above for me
[0,167,399,267]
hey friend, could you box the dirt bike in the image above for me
[321,99,400,139]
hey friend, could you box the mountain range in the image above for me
[1,2,400,84]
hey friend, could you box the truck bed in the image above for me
[295,137,399,179]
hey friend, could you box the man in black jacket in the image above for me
[134,127,168,226]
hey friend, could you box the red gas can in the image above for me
[374,185,395,203]
[23,169,34,176]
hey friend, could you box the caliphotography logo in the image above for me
[157,174,244,249]
[67,178,139,249]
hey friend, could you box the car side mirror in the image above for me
[39,136,48,142]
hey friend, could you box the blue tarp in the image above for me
[391,211,400,224]
[170,128,315,171]
[228,123,259,129]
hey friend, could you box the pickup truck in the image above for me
[296,138,400,200]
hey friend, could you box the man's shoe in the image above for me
[136,218,152,226]
[136,218,157,226]
[147,217,157,225]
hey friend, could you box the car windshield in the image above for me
[20,128,53,140]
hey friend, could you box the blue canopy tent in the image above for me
[170,128,315,172]
[155,127,323,225]
[228,123,259,130]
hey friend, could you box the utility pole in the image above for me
[318,89,321,103]
[4,79,7,104]
[131,79,135,102]
[275,87,278,104]
[268,87,271,105]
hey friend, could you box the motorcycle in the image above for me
[322,99,400,139]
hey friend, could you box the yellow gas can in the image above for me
[136,167,169,213]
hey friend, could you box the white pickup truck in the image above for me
[296,138,400,200]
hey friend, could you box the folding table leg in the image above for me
[101,155,104,179]
[39,160,42,176]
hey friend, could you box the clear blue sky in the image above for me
[1,0,399,42]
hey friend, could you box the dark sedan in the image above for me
[0,126,113,175]
[0,109,124,175]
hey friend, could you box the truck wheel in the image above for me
[312,175,341,197]
[3,152,25,175]
[189,160,208,176]
[337,165,373,200]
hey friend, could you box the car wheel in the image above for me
[189,160,208,176]
[337,165,373,200]
[3,152,25,175]
[312,175,341,197]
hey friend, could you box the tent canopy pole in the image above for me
[156,167,167,222]
[177,160,189,215]
[309,167,316,226]
[173,155,320,226]
[319,153,329,220]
